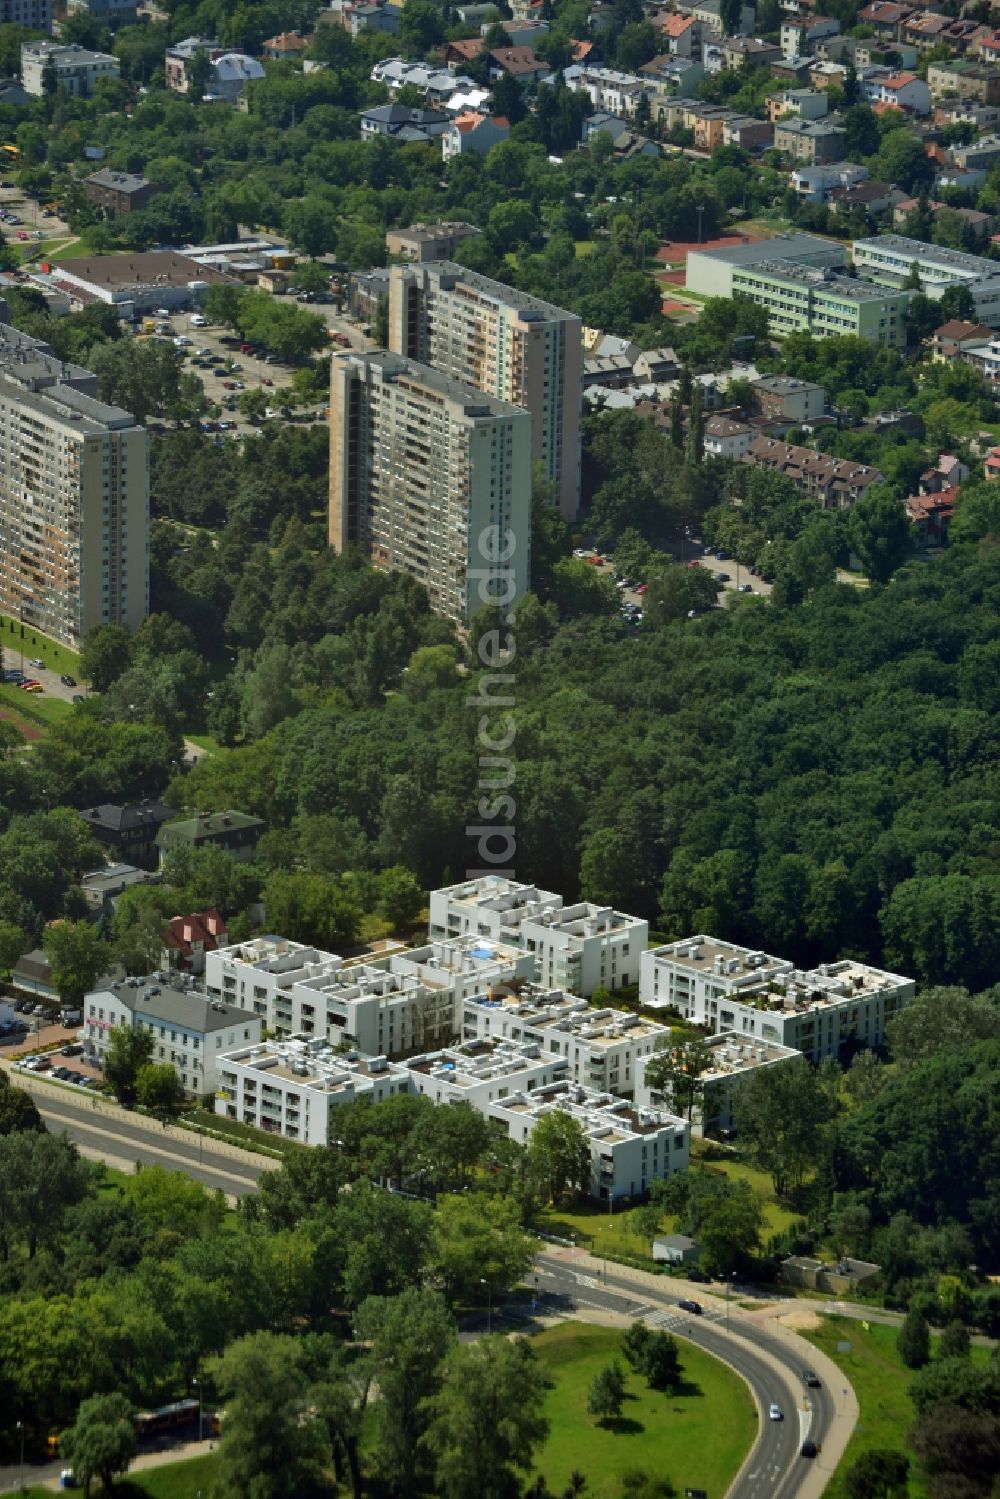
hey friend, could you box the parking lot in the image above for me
[0,178,74,250]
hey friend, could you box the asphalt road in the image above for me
[535,1252,835,1499]
[28,1085,268,1198]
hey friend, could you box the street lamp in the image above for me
[725,1270,738,1330]
[192,1377,202,1440]
[480,1277,492,1336]
[16,1420,24,1491]
[696,204,705,245]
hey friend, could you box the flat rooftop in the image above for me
[340,349,529,420]
[854,234,1000,277]
[409,259,581,322]
[499,1081,686,1140]
[740,261,904,301]
[688,233,844,267]
[702,1032,802,1079]
[406,1037,566,1085]
[219,1037,405,1095]
[55,250,240,292]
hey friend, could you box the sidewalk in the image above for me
[2,1063,279,1174]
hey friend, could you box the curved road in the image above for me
[535,1251,849,1499]
[12,1078,855,1498]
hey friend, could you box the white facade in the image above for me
[789,162,867,204]
[463,985,670,1096]
[21,40,119,95]
[640,936,915,1061]
[84,976,261,1096]
[704,416,753,459]
[852,234,1000,325]
[429,876,648,996]
[635,1030,804,1135]
[489,1080,689,1201]
[205,934,535,1057]
[860,71,931,115]
[216,1037,411,1145]
[561,64,647,118]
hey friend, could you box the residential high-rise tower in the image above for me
[388,260,582,520]
[0,314,149,648]
[329,350,531,623]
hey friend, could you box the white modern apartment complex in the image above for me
[403,1037,570,1108]
[329,350,531,624]
[635,1031,804,1135]
[489,1079,690,1201]
[205,934,535,1057]
[84,975,261,1096]
[388,261,583,520]
[429,876,648,996]
[640,937,915,1060]
[217,1037,412,1145]
[462,983,670,1097]
[21,40,120,95]
[0,317,149,648]
[853,234,1000,325]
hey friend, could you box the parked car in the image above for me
[29,657,44,667]
[739,583,753,594]
[31,1004,47,1017]
[60,673,75,686]
[801,1441,818,1459]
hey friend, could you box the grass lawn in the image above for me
[534,1200,663,1262]
[531,1321,756,1499]
[0,683,73,728]
[183,732,221,754]
[24,1453,219,1499]
[574,239,596,257]
[800,1316,992,1497]
[691,1145,803,1237]
[0,615,81,674]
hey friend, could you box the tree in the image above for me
[526,1109,591,1205]
[43,921,108,1007]
[846,487,912,584]
[686,387,704,466]
[643,1035,714,1121]
[0,919,28,976]
[262,871,361,951]
[938,283,976,324]
[378,866,424,932]
[843,1449,909,1499]
[432,1194,532,1306]
[639,1331,683,1392]
[60,1393,137,1498]
[423,1337,550,1499]
[103,1024,155,1107]
[898,1307,931,1370]
[910,1401,1000,1495]
[588,1361,626,1424]
[939,1320,971,1360]
[135,1063,183,1113]
[211,1332,329,1499]
[79,623,134,692]
[0,1072,43,1136]
[731,1060,830,1198]
[354,1288,455,1492]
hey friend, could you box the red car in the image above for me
[636,583,648,595]
[262,377,273,386]
[222,380,237,389]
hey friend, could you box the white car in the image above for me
[769,1403,783,1422]
[173,335,191,347]
[190,313,207,327]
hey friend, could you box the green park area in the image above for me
[0,615,81,676]
[534,1141,802,1264]
[801,1316,993,1497]
[530,1321,756,1499]
[24,1453,218,1499]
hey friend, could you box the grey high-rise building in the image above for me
[0,314,149,648]
[388,261,583,521]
